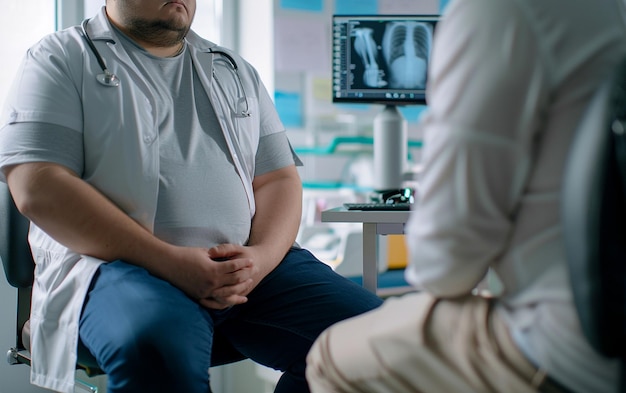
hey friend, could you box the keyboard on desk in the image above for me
[343,202,412,211]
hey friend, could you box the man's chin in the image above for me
[129,18,190,43]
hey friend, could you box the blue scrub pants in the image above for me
[78,248,383,393]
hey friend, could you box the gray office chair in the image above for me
[562,58,626,392]
[1,184,104,377]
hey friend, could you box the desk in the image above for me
[321,207,411,293]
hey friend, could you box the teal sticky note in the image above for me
[440,0,451,12]
[335,0,378,15]
[280,0,323,12]
[399,105,427,124]
[275,91,303,128]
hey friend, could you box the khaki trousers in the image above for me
[306,292,562,393]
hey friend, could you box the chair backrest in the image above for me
[1,184,35,289]
[1,184,104,375]
[1,184,36,354]
[562,58,626,361]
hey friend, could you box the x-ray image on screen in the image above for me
[333,15,439,105]
[353,27,387,88]
[352,21,432,90]
[383,21,432,89]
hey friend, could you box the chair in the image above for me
[1,183,33,368]
[562,57,626,392]
[1,184,104,390]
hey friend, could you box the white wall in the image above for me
[237,0,275,97]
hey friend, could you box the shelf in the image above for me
[293,136,423,156]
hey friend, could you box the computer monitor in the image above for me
[332,14,439,106]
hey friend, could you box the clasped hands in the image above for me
[167,243,261,310]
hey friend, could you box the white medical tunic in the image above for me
[0,8,291,393]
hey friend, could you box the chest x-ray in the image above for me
[353,21,433,90]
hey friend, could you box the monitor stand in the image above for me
[373,105,408,192]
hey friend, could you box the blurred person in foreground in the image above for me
[306,0,626,392]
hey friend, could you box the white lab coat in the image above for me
[0,7,285,392]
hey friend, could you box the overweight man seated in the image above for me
[0,1,382,392]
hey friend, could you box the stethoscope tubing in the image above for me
[81,19,120,87]
[80,18,250,116]
[209,49,251,117]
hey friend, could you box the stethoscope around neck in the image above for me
[80,18,251,117]
[81,19,120,87]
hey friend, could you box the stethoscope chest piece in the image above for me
[97,71,120,87]
[209,49,252,117]
[82,19,120,88]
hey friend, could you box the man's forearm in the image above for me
[248,165,302,269]
[5,162,177,278]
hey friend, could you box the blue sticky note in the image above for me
[335,0,378,15]
[439,0,451,12]
[280,0,323,12]
[399,105,427,124]
[275,91,303,128]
